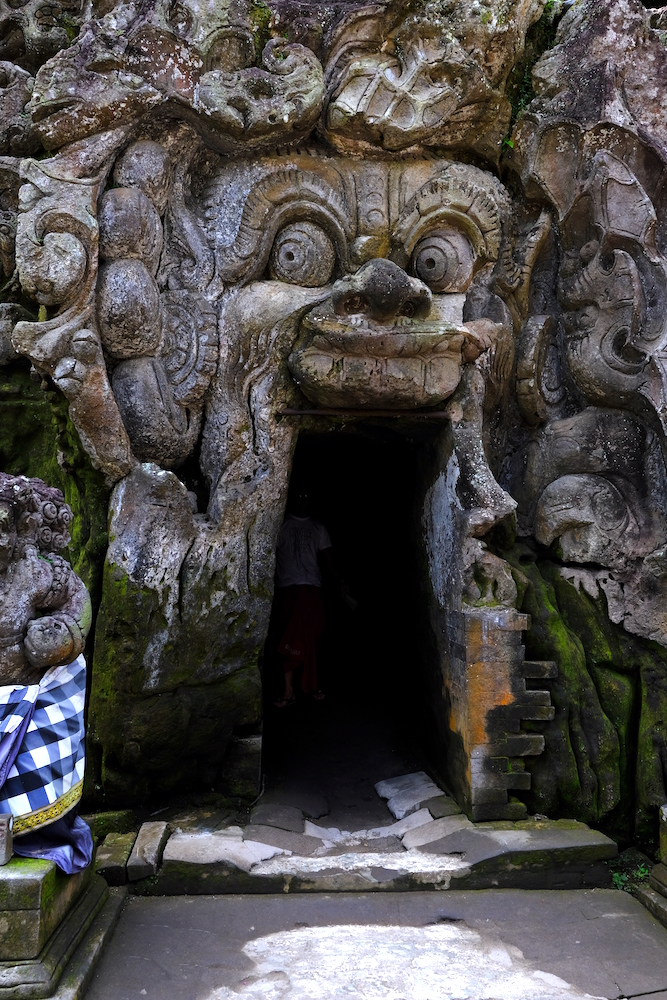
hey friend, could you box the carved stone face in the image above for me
[202,155,511,414]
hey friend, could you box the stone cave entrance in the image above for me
[261,425,440,830]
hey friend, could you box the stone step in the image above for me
[637,885,667,931]
[650,862,667,900]
[521,660,558,679]
[130,817,617,896]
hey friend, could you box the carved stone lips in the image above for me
[301,301,468,358]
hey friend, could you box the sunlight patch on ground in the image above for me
[203,923,605,999]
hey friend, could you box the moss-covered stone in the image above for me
[0,361,109,605]
[500,542,667,853]
[88,558,262,807]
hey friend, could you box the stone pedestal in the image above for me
[0,858,124,999]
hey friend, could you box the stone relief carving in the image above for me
[0,473,90,685]
[3,0,667,832]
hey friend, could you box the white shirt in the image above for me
[275,516,332,588]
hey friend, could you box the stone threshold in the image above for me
[97,773,618,896]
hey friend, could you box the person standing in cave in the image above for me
[273,489,341,707]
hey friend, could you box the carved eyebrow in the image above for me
[205,168,354,284]
[392,165,503,267]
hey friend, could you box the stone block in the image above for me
[243,825,322,856]
[261,788,329,819]
[375,773,443,820]
[217,735,262,800]
[81,810,137,841]
[95,831,137,886]
[521,660,558,679]
[0,856,89,961]
[0,873,118,999]
[422,796,462,818]
[126,821,169,882]
[402,815,472,849]
[650,862,667,899]
[384,808,434,837]
[250,803,304,833]
[660,806,667,864]
[164,831,283,872]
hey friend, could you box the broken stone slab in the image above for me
[303,821,348,844]
[360,808,434,840]
[422,795,462,818]
[95,831,137,886]
[250,803,304,833]
[260,788,329,820]
[375,772,436,799]
[163,831,284,873]
[402,815,473,849]
[375,772,444,820]
[243,825,322,857]
[126,821,170,882]
[320,836,405,856]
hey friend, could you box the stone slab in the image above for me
[375,773,433,799]
[80,813,136,842]
[403,815,473,849]
[249,804,304,833]
[0,874,109,998]
[242,825,322,856]
[259,788,329,820]
[126,823,169,882]
[0,858,90,961]
[652,862,667,897]
[95,832,137,887]
[638,886,667,931]
[375,773,444,819]
[163,832,284,873]
[422,795,462,819]
[320,836,404,856]
[84,890,667,1000]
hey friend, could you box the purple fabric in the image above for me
[0,700,36,786]
[13,813,93,874]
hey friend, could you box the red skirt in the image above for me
[276,585,325,694]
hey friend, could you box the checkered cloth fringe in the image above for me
[0,655,86,834]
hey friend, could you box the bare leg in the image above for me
[275,669,295,707]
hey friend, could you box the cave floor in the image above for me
[83,888,667,1000]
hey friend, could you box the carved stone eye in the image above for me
[269,222,336,286]
[411,227,476,292]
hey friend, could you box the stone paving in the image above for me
[83,889,667,1000]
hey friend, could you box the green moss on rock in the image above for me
[503,542,667,852]
[0,361,109,609]
[88,559,262,807]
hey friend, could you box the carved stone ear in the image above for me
[494,209,551,324]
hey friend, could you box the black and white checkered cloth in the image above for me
[0,655,86,832]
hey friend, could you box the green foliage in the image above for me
[249,0,272,60]
[504,0,561,128]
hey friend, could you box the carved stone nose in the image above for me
[332,258,432,322]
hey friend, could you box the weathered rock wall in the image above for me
[3,0,667,840]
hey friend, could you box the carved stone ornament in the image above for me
[5,0,667,835]
[0,473,91,685]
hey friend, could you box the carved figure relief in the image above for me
[4,0,667,834]
[0,474,92,869]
